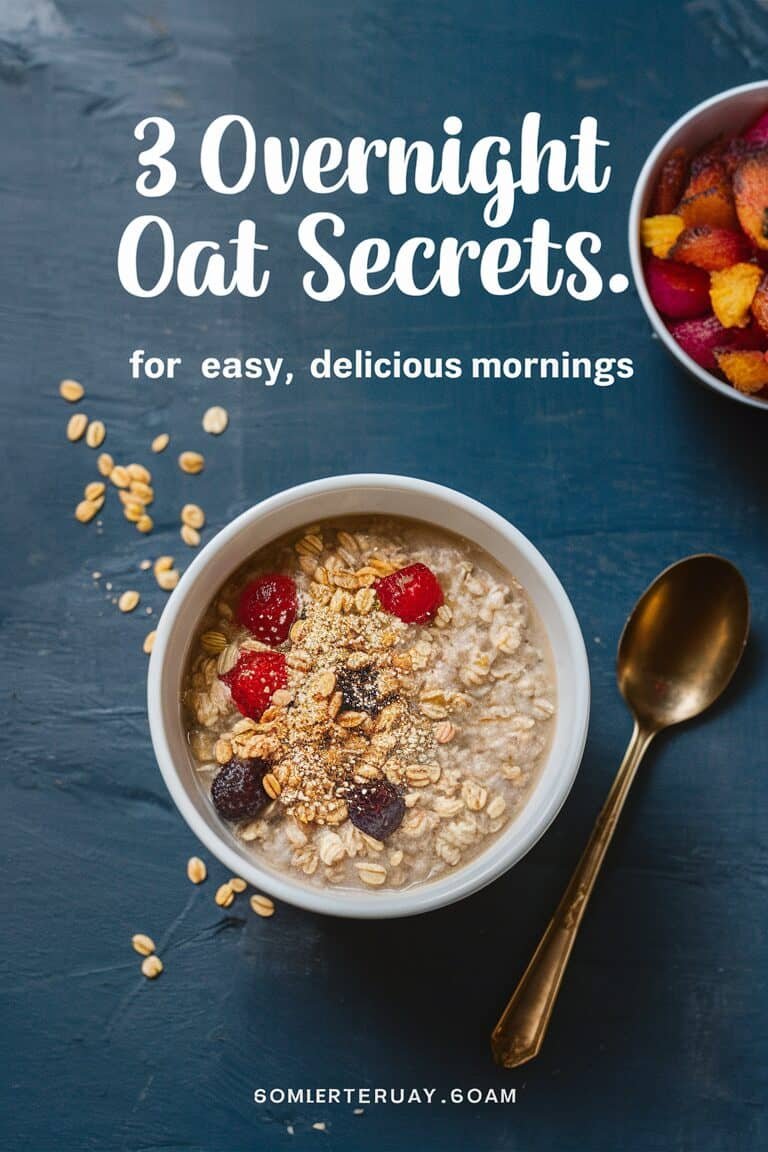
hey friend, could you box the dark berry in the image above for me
[221,650,287,720]
[237,573,298,645]
[211,757,269,821]
[346,779,405,840]
[375,563,444,624]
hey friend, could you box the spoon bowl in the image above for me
[618,555,750,731]
[492,554,750,1068]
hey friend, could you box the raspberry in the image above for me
[211,757,270,821]
[237,573,298,645]
[374,563,444,625]
[346,779,405,840]
[221,650,287,720]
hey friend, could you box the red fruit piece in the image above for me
[645,256,710,320]
[669,314,766,372]
[741,109,768,148]
[375,562,444,624]
[237,573,297,645]
[669,314,733,371]
[734,150,768,250]
[221,650,287,719]
[651,147,688,215]
[670,225,752,270]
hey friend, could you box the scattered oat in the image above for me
[143,630,156,654]
[311,1123,327,1132]
[230,877,247,893]
[130,480,154,505]
[75,499,101,524]
[181,503,205,529]
[118,590,140,613]
[131,933,156,956]
[156,568,179,591]
[202,405,228,435]
[97,452,114,477]
[140,559,152,571]
[85,419,106,449]
[187,856,207,884]
[66,412,88,442]
[215,882,235,908]
[353,1108,364,1116]
[181,524,201,548]
[127,463,151,484]
[249,893,275,917]
[179,450,205,474]
[151,432,170,453]
[59,378,84,402]
[141,955,163,979]
[110,464,130,488]
[84,481,105,502]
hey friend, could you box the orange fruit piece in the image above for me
[714,349,768,393]
[641,214,684,258]
[709,262,762,328]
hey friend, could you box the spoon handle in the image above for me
[491,721,655,1068]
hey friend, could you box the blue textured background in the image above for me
[1,2,766,1150]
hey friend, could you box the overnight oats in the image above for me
[183,517,556,892]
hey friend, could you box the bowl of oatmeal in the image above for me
[148,475,589,918]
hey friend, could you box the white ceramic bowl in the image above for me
[148,475,590,918]
[629,80,768,411]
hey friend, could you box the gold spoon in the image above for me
[491,554,749,1068]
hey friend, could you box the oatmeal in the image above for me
[183,517,556,892]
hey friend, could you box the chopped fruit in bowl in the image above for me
[221,650,288,719]
[637,97,768,404]
[237,573,297,644]
[374,562,444,624]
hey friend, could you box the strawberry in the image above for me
[645,256,710,319]
[375,563,444,624]
[237,573,297,645]
[221,650,287,719]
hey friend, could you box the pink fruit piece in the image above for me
[669,315,733,371]
[669,315,766,372]
[645,256,711,320]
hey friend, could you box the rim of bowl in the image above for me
[628,80,768,412]
[148,475,590,919]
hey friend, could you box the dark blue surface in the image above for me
[1,2,766,1150]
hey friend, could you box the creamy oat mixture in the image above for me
[183,517,556,892]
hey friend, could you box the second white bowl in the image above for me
[629,80,768,411]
